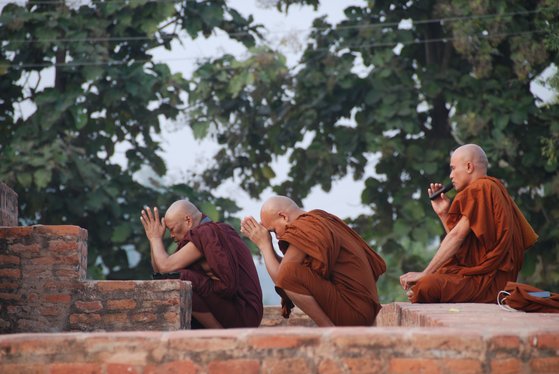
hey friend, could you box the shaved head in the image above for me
[452,144,488,173]
[260,195,305,237]
[261,196,300,217]
[165,200,201,221]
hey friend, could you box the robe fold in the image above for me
[177,221,263,328]
[411,176,538,303]
[275,209,386,326]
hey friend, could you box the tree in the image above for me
[186,0,559,301]
[0,0,259,279]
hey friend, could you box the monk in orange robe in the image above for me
[400,144,538,303]
[241,196,386,326]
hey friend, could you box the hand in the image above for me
[400,271,425,290]
[240,216,271,249]
[140,206,166,241]
[428,182,450,216]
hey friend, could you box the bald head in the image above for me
[260,196,305,237]
[165,200,201,221]
[450,144,488,191]
[261,196,300,216]
[164,200,203,242]
[452,144,488,174]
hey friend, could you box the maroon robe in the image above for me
[177,221,263,328]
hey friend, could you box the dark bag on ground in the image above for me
[498,281,559,313]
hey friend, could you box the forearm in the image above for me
[149,238,174,273]
[259,242,281,283]
[438,212,451,234]
[423,230,464,274]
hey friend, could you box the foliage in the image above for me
[0,0,257,279]
[187,0,559,301]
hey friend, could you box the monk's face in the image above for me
[165,214,191,243]
[260,210,289,238]
[449,151,472,192]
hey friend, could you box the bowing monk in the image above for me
[400,144,538,303]
[241,196,386,327]
[141,200,263,328]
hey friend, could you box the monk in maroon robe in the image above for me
[241,196,386,327]
[400,144,538,303]
[141,200,263,328]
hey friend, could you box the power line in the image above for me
[0,6,556,45]
[1,28,549,70]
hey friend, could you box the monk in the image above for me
[400,144,538,303]
[140,200,263,328]
[240,196,386,327]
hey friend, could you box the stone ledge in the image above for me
[2,303,557,373]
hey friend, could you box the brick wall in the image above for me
[1,318,558,373]
[0,182,18,226]
[0,224,192,333]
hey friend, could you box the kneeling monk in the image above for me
[400,144,538,303]
[141,200,263,328]
[241,196,386,327]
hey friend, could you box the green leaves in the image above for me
[1,0,257,280]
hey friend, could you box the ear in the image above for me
[278,211,289,222]
[466,161,474,174]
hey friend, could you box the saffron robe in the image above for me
[411,176,538,303]
[177,222,263,328]
[276,210,386,326]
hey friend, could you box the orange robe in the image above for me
[275,210,386,326]
[411,176,538,303]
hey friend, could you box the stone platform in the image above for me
[1,302,558,373]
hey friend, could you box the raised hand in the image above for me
[140,206,166,241]
[428,182,450,217]
[240,216,271,249]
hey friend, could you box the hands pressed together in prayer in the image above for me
[140,206,166,241]
[240,216,271,249]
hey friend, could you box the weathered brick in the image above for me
[7,243,41,256]
[106,363,139,374]
[48,362,101,374]
[44,294,72,303]
[208,359,260,374]
[41,306,65,317]
[69,313,102,325]
[318,359,343,374]
[75,301,103,313]
[247,331,320,349]
[0,268,21,278]
[0,255,20,264]
[0,363,44,374]
[262,358,311,374]
[131,312,156,323]
[442,359,483,374]
[0,281,19,290]
[389,358,441,374]
[167,331,239,352]
[144,360,198,374]
[0,292,20,300]
[96,281,137,291]
[530,357,559,373]
[489,335,521,351]
[34,225,84,238]
[531,333,559,351]
[101,313,129,324]
[164,312,180,324]
[490,358,523,374]
[343,358,384,373]
[107,299,137,310]
[48,240,79,252]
